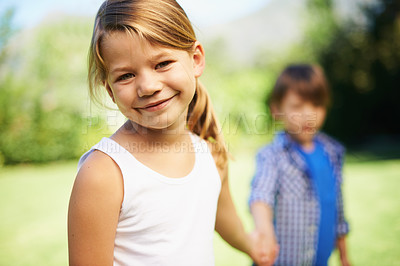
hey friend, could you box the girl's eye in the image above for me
[118,73,134,81]
[156,61,172,70]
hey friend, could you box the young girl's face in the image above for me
[275,90,327,147]
[102,31,204,131]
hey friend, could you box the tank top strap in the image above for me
[189,133,221,181]
[77,137,135,174]
[189,133,210,156]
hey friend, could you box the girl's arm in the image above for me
[214,166,269,265]
[68,151,124,266]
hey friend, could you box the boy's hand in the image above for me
[337,236,351,266]
[340,256,351,266]
[248,231,279,266]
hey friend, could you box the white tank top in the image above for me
[78,134,222,266]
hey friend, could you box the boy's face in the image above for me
[274,90,327,147]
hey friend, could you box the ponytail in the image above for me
[187,81,228,170]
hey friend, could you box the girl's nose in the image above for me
[136,71,162,97]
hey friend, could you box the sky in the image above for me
[0,0,270,30]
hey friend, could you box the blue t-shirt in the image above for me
[297,141,337,266]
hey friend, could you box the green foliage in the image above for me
[315,0,400,145]
[302,0,339,61]
[0,13,109,165]
[0,76,83,164]
[202,39,276,150]
[281,0,338,64]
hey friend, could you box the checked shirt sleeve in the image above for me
[335,147,350,236]
[336,185,350,236]
[249,149,279,208]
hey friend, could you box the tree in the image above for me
[318,0,400,145]
[0,11,96,165]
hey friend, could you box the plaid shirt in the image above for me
[249,131,349,265]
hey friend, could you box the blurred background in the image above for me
[0,0,399,265]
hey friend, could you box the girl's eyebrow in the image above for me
[110,66,132,75]
[110,51,174,74]
[149,51,173,62]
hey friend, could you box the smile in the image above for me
[139,96,175,112]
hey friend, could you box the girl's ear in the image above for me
[103,80,115,103]
[192,41,205,78]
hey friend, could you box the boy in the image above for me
[249,64,350,266]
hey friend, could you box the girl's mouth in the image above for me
[140,96,175,112]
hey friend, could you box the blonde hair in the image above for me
[88,0,227,169]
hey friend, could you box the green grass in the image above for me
[0,162,76,266]
[0,155,399,266]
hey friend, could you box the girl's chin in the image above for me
[128,119,184,132]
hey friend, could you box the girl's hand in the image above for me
[248,231,279,266]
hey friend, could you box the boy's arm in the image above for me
[337,236,351,266]
[335,150,350,266]
[250,202,279,264]
[248,149,280,264]
[214,170,269,266]
[336,184,350,266]
[336,174,350,235]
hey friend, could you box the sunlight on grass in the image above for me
[0,162,76,266]
[0,156,399,265]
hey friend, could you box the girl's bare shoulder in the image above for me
[68,150,123,265]
[73,150,123,205]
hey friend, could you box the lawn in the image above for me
[0,154,399,266]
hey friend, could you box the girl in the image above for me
[68,0,269,265]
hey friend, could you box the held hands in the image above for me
[248,231,279,266]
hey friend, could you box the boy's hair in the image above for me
[88,0,227,169]
[268,64,331,109]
